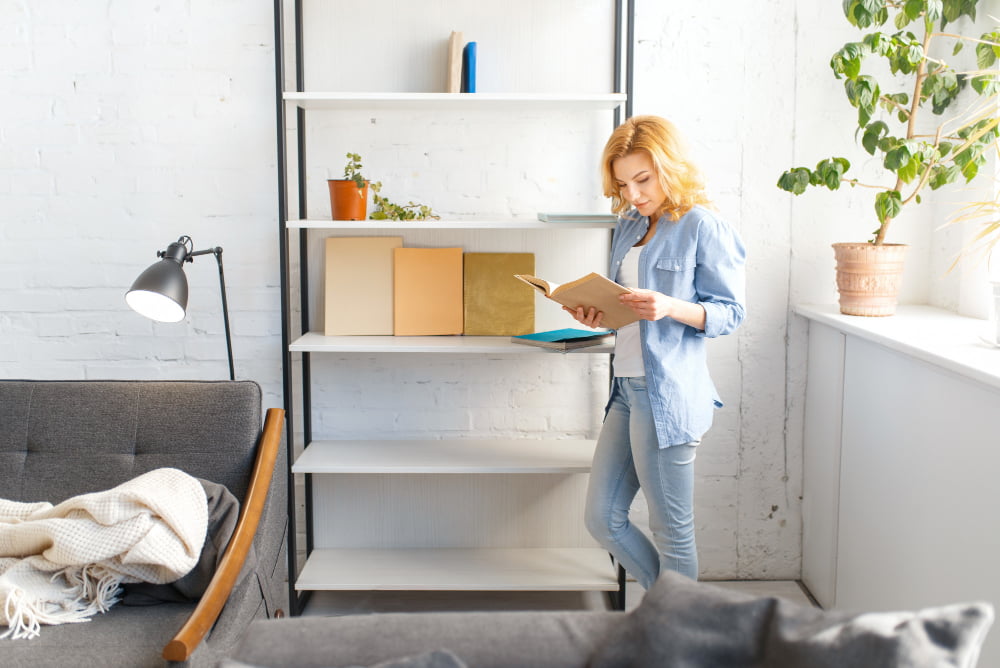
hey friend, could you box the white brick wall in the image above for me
[5,0,981,580]
[0,0,282,409]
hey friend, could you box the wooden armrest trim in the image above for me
[163,407,285,662]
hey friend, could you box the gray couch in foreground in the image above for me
[0,380,287,668]
[223,571,994,668]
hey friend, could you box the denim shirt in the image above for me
[608,205,747,447]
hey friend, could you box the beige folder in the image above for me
[324,236,403,335]
[393,247,464,335]
[464,252,535,335]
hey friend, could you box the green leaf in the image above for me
[816,158,850,190]
[875,190,903,224]
[831,43,866,79]
[929,163,961,189]
[895,6,913,29]
[875,190,903,225]
[862,121,890,155]
[896,157,921,183]
[884,141,915,170]
[976,41,998,69]
[943,0,962,24]
[925,0,943,21]
[971,74,1000,96]
[777,168,812,195]
[962,158,980,181]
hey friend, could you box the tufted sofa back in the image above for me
[0,380,262,504]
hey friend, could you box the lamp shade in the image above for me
[125,257,189,323]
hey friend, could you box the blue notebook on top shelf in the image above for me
[461,41,477,93]
[511,328,614,350]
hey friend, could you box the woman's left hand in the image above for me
[619,289,672,321]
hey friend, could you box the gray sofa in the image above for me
[223,571,994,668]
[0,380,287,668]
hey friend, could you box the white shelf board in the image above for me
[289,333,614,354]
[284,91,627,111]
[293,439,597,474]
[286,218,616,230]
[296,547,619,591]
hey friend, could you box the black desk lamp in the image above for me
[126,235,235,380]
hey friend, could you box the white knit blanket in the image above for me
[0,468,207,640]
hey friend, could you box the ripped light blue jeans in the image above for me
[584,376,699,588]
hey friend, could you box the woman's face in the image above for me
[612,151,666,219]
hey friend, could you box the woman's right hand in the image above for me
[562,305,604,328]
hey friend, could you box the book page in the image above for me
[513,274,559,296]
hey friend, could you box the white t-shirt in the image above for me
[614,245,644,377]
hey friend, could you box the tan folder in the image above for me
[463,252,535,335]
[393,247,464,335]
[324,236,403,335]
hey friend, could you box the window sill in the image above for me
[794,304,1000,391]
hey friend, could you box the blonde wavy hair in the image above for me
[601,115,712,221]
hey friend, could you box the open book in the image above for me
[514,272,640,330]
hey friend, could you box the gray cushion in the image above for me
[0,601,196,668]
[588,571,994,668]
[365,650,467,668]
[220,654,467,668]
[229,610,622,668]
[0,380,262,503]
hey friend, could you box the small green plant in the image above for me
[369,181,439,221]
[341,151,439,221]
[343,152,366,193]
[777,0,1000,245]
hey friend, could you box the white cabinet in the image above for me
[274,1,633,614]
[797,304,1000,667]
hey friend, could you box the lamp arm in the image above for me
[187,246,235,380]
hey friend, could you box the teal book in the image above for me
[511,328,613,350]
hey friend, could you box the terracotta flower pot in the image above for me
[832,242,908,317]
[328,180,368,221]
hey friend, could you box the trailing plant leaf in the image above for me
[368,181,439,221]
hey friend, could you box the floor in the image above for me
[302,580,817,616]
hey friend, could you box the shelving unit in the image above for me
[273,0,634,616]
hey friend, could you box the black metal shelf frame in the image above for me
[273,0,635,617]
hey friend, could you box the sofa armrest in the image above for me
[162,407,285,662]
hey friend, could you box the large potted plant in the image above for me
[778,0,1000,316]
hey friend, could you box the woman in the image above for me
[565,115,746,587]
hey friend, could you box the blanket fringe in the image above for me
[1,567,124,640]
[63,565,123,615]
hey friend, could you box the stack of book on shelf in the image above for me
[447,31,477,93]
[511,328,614,351]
